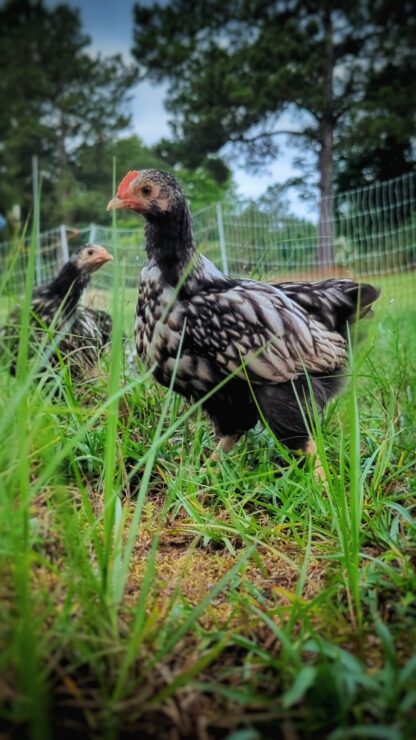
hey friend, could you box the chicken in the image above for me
[1,244,113,378]
[55,304,113,378]
[107,169,379,463]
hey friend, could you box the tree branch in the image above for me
[229,129,315,144]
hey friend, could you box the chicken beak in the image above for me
[107,196,124,211]
[93,246,113,265]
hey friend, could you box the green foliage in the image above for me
[175,164,235,212]
[0,0,137,229]
[132,0,416,194]
[0,0,233,231]
[336,3,416,189]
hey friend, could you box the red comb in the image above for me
[117,170,140,196]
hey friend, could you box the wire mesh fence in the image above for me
[194,173,416,281]
[0,225,92,295]
[1,172,415,304]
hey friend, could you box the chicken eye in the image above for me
[87,249,94,256]
[142,186,152,196]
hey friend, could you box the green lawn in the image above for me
[1,256,416,738]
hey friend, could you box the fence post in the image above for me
[59,224,69,267]
[317,193,334,271]
[88,223,97,244]
[216,203,229,276]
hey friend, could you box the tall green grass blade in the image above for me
[10,178,52,740]
[101,161,125,602]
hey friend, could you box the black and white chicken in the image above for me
[107,169,379,464]
[56,304,113,379]
[1,244,113,379]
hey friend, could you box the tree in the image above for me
[336,3,416,190]
[132,0,416,266]
[175,165,235,212]
[69,135,233,225]
[0,0,137,228]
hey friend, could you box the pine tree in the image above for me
[132,0,416,265]
[0,0,137,228]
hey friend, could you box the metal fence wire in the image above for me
[1,172,415,300]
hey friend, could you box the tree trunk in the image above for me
[318,117,334,268]
[317,7,334,269]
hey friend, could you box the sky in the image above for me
[46,0,313,217]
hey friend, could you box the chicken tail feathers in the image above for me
[348,283,380,321]
[277,278,380,335]
[337,282,380,332]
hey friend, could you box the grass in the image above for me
[0,226,416,739]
